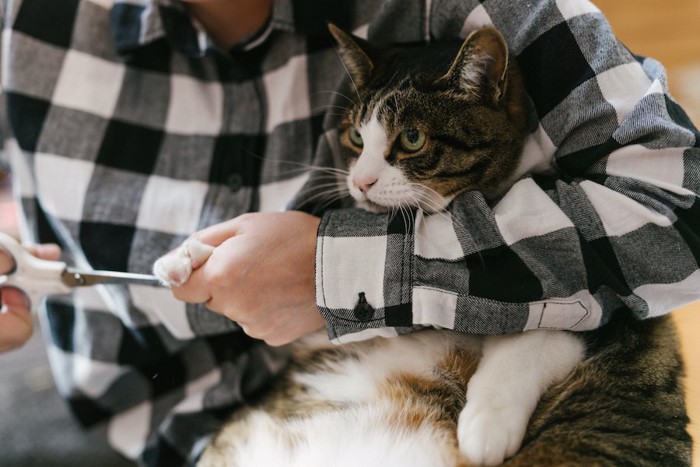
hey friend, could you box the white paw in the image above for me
[457,400,528,466]
[153,238,215,287]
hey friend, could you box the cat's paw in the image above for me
[153,238,215,287]
[457,400,528,466]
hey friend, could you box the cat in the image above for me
[153,26,691,466]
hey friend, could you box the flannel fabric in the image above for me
[1,0,698,464]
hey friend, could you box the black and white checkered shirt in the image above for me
[2,0,699,464]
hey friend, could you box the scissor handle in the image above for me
[0,232,71,310]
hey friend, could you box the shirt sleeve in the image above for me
[314,0,700,343]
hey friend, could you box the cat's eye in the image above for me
[399,129,426,153]
[348,127,364,148]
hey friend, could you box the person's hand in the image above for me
[172,211,325,346]
[0,242,61,353]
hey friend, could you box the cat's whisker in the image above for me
[297,182,347,199]
[301,195,347,213]
[300,164,350,176]
[387,206,398,225]
[227,144,350,181]
[311,104,351,115]
[392,93,403,116]
[330,44,362,103]
[313,90,359,107]
[397,204,408,231]
[406,207,416,233]
[232,145,341,181]
[295,183,350,207]
[308,172,348,181]
[394,200,415,234]
[302,181,347,192]
[405,189,439,217]
[262,160,350,180]
[413,191,459,226]
[320,112,350,120]
[407,184,447,211]
[315,192,351,211]
[407,189,487,268]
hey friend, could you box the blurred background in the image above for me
[1,1,699,465]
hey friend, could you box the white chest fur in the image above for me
[205,331,482,467]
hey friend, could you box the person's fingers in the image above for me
[1,287,30,308]
[0,242,62,275]
[24,243,61,261]
[170,265,214,304]
[191,215,250,246]
[0,248,15,274]
[0,288,33,353]
[170,237,242,306]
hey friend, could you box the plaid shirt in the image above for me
[1,0,699,464]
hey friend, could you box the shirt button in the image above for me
[353,292,374,322]
[226,173,243,193]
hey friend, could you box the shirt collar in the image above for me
[109,0,299,57]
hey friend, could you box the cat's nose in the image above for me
[354,176,377,194]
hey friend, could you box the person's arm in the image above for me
[313,0,700,342]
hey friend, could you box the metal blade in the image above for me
[61,268,163,288]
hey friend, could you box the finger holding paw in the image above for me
[153,238,215,287]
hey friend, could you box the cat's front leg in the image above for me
[457,330,585,466]
[153,238,215,286]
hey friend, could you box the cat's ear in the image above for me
[442,27,510,104]
[328,23,374,88]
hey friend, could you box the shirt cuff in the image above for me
[315,208,414,343]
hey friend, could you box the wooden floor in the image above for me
[592,1,700,463]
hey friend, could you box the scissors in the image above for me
[0,232,162,310]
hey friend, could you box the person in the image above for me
[0,0,698,464]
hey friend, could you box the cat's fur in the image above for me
[193,314,688,467]
[153,26,691,466]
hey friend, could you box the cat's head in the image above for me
[330,24,529,213]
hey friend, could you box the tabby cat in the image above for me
[153,26,691,466]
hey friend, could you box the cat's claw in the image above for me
[153,238,214,286]
[457,401,527,466]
